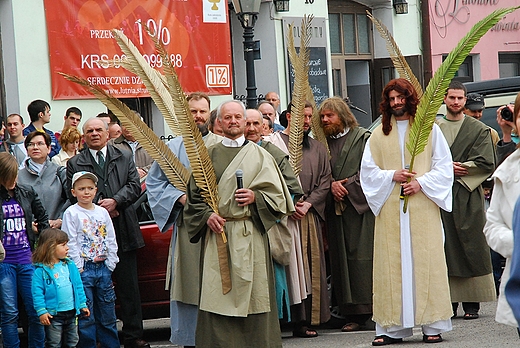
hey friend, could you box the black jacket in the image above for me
[66,144,144,252]
[0,184,50,250]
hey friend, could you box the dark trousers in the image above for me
[113,249,143,342]
[452,302,480,314]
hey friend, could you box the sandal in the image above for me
[341,322,361,332]
[463,312,479,320]
[372,335,403,346]
[423,334,443,343]
[293,326,318,338]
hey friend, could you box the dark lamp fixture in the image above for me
[393,0,408,14]
[231,0,261,15]
[273,0,290,12]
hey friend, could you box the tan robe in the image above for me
[367,120,453,327]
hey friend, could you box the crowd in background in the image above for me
[1,84,520,347]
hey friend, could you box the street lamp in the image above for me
[231,0,262,108]
[392,0,408,14]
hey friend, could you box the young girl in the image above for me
[31,228,90,348]
[0,151,49,347]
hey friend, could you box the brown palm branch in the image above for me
[149,36,220,222]
[59,72,190,191]
[149,32,231,294]
[287,16,314,176]
[367,11,423,99]
[111,29,181,136]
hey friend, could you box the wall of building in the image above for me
[230,0,332,111]
[1,0,106,132]
[429,0,520,80]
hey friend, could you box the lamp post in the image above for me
[232,0,261,108]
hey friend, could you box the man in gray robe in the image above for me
[184,100,294,348]
[245,108,303,321]
[438,81,496,320]
[145,93,221,348]
[318,97,375,332]
[264,101,332,337]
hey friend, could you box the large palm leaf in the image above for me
[287,16,313,177]
[367,11,423,99]
[111,29,181,136]
[146,30,231,294]
[403,6,520,212]
[59,73,190,191]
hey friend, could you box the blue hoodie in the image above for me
[32,258,87,317]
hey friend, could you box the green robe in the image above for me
[326,126,375,314]
[437,116,495,278]
[184,141,294,348]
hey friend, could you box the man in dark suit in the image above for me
[67,117,149,348]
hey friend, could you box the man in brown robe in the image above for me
[318,97,375,332]
[264,101,332,337]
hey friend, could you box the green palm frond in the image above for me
[111,29,181,136]
[403,6,520,212]
[367,11,423,99]
[59,73,190,191]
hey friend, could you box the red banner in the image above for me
[44,0,233,100]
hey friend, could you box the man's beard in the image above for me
[390,105,407,117]
[323,122,344,137]
[447,104,464,115]
[302,129,311,149]
[197,123,209,136]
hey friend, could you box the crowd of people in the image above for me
[0,101,151,348]
[1,80,520,347]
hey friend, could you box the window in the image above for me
[443,55,473,83]
[328,12,372,57]
[382,67,394,88]
[499,53,520,78]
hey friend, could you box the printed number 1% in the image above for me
[207,65,229,87]
[135,19,171,45]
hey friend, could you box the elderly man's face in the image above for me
[219,102,246,140]
[265,92,280,111]
[258,103,276,123]
[245,109,263,143]
[83,118,109,150]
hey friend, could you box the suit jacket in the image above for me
[66,144,144,252]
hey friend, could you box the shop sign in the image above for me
[44,0,233,100]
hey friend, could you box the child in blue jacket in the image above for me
[32,228,90,348]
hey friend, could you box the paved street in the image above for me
[133,301,520,347]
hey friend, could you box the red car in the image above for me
[116,184,172,320]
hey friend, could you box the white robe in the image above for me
[361,122,453,337]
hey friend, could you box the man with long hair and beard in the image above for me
[318,97,375,333]
[264,101,332,338]
[437,81,496,321]
[360,78,454,345]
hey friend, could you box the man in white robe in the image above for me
[360,78,454,345]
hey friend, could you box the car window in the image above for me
[134,191,156,224]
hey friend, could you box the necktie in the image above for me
[97,151,105,169]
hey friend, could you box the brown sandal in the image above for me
[341,322,361,332]
[293,326,318,338]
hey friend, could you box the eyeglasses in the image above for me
[26,142,47,148]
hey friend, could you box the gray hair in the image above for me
[216,100,247,120]
[82,117,108,133]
